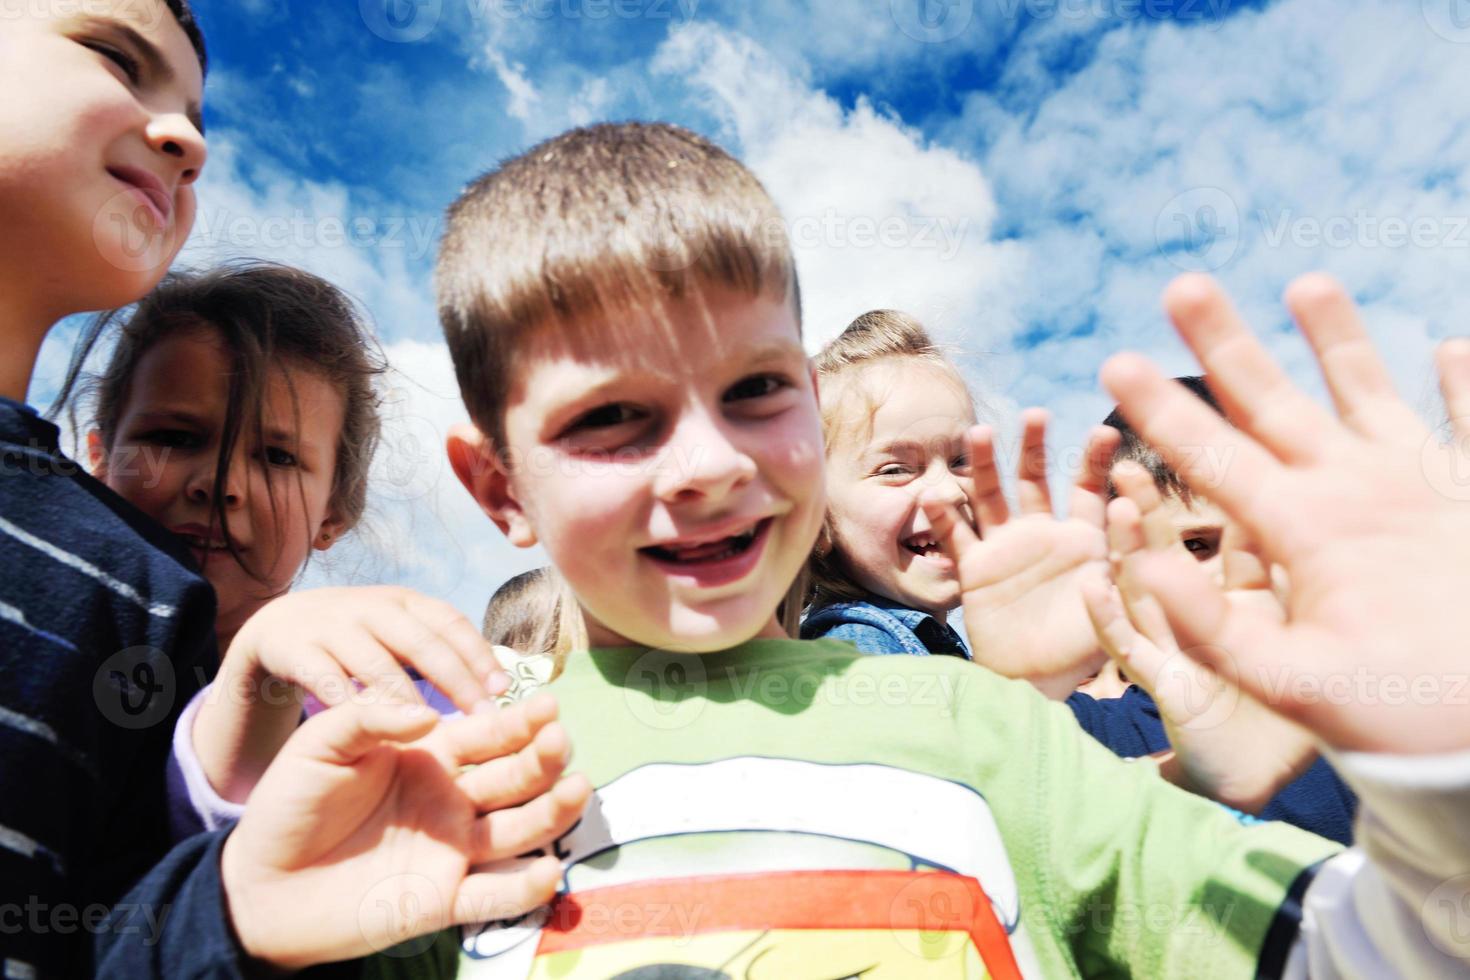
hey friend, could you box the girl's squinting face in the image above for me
[473,288,826,653]
[97,328,346,641]
[824,361,976,620]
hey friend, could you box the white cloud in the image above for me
[481,45,543,121]
[652,23,1028,362]
[38,0,1466,615]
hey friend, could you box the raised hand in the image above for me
[220,694,591,970]
[1082,462,1317,811]
[198,586,509,801]
[922,411,1120,698]
[1100,272,1470,754]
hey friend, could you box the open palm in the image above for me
[1100,273,1470,754]
[1083,466,1317,811]
[930,411,1119,698]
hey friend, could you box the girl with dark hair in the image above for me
[73,261,508,832]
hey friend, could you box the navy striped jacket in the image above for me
[0,398,218,977]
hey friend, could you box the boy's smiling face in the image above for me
[0,0,206,316]
[453,287,825,653]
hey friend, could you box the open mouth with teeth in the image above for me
[642,519,772,565]
[903,533,943,558]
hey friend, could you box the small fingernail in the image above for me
[486,670,512,696]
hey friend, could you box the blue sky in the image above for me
[38,0,1470,619]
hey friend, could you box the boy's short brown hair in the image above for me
[436,122,799,443]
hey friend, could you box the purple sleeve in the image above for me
[167,684,246,841]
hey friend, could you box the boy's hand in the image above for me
[923,411,1120,699]
[1082,466,1317,812]
[1101,271,1470,754]
[199,586,510,801]
[220,694,591,970]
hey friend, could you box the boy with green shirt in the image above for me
[378,121,1470,977]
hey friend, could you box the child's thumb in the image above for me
[919,493,980,562]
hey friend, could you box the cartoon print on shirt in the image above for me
[459,758,1042,978]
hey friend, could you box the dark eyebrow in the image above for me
[1176,523,1223,535]
[81,17,206,136]
[134,408,202,427]
[264,426,305,446]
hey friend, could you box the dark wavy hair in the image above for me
[57,261,385,584]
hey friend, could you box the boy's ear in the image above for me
[809,363,820,410]
[86,430,108,477]
[446,423,538,548]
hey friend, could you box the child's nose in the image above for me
[924,467,969,507]
[654,414,757,503]
[186,461,243,508]
[146,112,208,186]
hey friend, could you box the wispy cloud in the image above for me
[34,0,1467,617]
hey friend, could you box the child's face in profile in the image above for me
[468,287,825,653]
[823,361,976,620]
[0,0,206,312]
[96,326,346,640]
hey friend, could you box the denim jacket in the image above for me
[800,594,970,659]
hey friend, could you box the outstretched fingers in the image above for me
[1081,568,1164,684]
[1109,462,1180,554]
[1069,425,1121,529]
[1159,274,1336,462]
[1124,547,1299,717]
[966,424,1009,531]
[1437,338,1470,444]
[1282,273,1423,445]
[1100,353,1282,542]
[920,493,982,572]
[1219,521,1274,594]
[1015,409,1055,516]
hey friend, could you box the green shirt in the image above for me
[373,639,1341,978]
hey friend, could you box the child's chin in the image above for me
[651,604,779,652]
